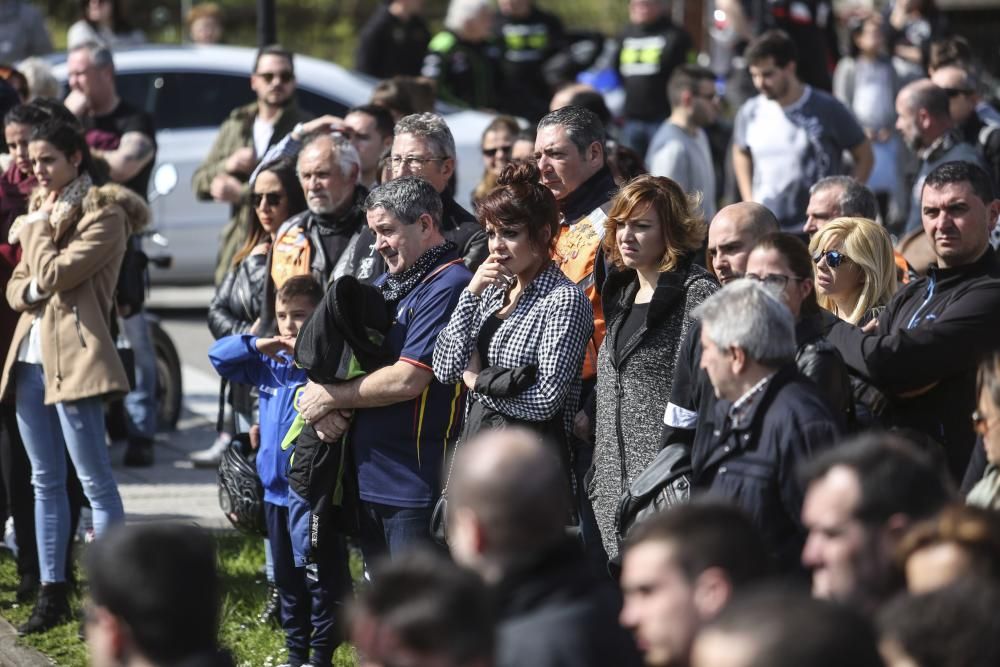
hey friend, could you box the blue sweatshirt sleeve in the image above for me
[209,334,304,387]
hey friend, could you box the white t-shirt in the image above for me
[252,117,275,159]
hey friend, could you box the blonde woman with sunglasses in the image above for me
[809,217,897,327]
[809,216,898,424]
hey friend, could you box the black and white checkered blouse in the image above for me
[433,262,594,425]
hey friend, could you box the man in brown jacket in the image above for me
[192,44,312,285]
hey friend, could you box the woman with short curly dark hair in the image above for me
[434,161,593,451]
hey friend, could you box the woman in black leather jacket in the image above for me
[197,158,306,465]
[208,158,306,341]
[745,233,854,427]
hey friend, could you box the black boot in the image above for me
[123,437,154,467]
[18,582,71,635]
[15,572,38,603]
[257,582,280,625]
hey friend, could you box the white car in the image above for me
[51,44,495,284]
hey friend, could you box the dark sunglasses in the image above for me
[255,70,294,84]
[252,192,284,208]
[482,145,513,157]
[813,249,851,268]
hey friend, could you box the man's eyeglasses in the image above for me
[813,249,851,269]
[252,192,284,208]
[482,145,513,157]
[744,273,807,289]
[255,70,294,84]
[390,155,446,169]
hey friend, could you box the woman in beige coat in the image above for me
[0,118,147,634]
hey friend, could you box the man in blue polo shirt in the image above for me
[296,176,471,559]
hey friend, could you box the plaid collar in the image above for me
[727,372,775,428]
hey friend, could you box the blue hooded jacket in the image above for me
[209,334,307,506]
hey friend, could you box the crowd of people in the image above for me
[1,0,1000,666]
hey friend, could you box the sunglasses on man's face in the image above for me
[252,192,284,208]
[482,145,513,157]
[813,249,851,268]
[255,71,294,84]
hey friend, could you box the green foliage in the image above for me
[37,0,627,67]
[0,532,359,667]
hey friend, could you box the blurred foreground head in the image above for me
[84,523,228,667]
[352,550,494,667]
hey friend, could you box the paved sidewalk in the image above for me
[113,361,230,529]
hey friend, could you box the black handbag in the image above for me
[430,441,458,546]
[614,443,692,548]
[109,314,136,391]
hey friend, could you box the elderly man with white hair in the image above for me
[267,132,366,292]
[422,0,502,110]
[690,279,841,572]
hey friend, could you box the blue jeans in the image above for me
[14,363,124,583]
[122,311,157,440]
[358,501,436,565]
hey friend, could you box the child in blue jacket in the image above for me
[209,275,348,667]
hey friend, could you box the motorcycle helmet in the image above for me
[217,434,266,536]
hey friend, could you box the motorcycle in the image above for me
[146,164,183,432]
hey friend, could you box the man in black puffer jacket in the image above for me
[827,161,1000,482]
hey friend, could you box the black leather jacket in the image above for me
[795,310,854,425]
[208,252,268,340]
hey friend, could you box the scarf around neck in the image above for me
[380,241,456,309]
[8,172,93,244]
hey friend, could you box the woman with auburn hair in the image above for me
[434,161,593,451]
[809,217,897,326]
[588,174,718,561]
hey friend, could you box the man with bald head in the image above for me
[659,202,779,451]
[895,79,986,234]
[930,65,1000,194]
[448,428,642,667]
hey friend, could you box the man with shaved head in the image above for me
[659,202,779,452]
[448,428,642,667]
[895,79,986,233]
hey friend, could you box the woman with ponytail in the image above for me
[0,118,148,633]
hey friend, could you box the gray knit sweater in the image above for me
[589,262,718,559]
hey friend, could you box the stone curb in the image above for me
[0,614,53,667]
